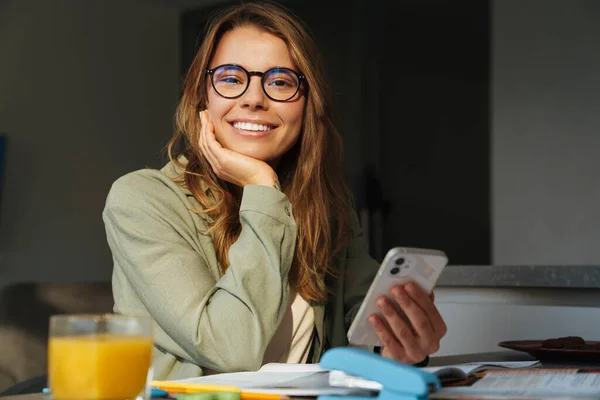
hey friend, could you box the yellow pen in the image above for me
[152,381,240,393]
[151,381,288,400]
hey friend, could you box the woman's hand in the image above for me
[368,282,447,364]
[199,110,279,189]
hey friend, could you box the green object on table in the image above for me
[176,392,241,400]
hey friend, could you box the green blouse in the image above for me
[102,160,379,380]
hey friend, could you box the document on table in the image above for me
[442,373,600,397]
[174,363,373,396]
[172,360,541,396]
[422,360,541,381]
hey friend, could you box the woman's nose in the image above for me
[239,77,268,110]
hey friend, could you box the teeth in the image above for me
[233,122,273,132]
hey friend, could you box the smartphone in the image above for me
[346,247,448,347]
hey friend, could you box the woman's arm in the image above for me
[103,171,296,373]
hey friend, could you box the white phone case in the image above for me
[346,247,448,347]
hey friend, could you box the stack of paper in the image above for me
[423,360,541,383]
[175,363,371,397]
[167,360,541,396]
[438,373,600,398]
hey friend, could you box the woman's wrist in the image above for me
[249,172,280,191]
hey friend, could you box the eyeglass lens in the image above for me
[211,65,300,101]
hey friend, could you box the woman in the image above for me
[103,1,446,380]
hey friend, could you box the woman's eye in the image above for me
[268,79,293,88]
[218,76,243,84]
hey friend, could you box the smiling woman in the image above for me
[102,1,447,380]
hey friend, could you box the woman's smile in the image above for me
[228,118,279,138]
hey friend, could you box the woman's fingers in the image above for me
[389,286,438,356]
[199,111,223,174]
[376,284,447,364]
[368,315,406,362]
[405,283,447,343]
[197,110,276,187]
[198,111,211,162]
[377,290,433,362]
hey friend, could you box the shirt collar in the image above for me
[161,154,211,197]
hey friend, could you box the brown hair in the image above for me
[167,1,353,302]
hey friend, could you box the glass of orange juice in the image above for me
[48,314,153,400]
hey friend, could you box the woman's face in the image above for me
[206,26,306,167]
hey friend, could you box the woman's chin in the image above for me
[230,147,274,163]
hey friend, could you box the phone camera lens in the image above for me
[390,267,400,275]
[395,258,405,266]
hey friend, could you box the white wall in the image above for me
[435,287,600,356]
[492,0,600,265]
[0,0,180,284]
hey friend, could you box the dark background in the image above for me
[3,0,598,287]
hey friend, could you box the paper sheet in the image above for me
[424,360,541,376]
[443,373,600,397]
[175,364,371,396]
[173,360,542,396]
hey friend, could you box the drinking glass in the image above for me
[48,314,153,400]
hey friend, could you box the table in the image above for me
[0,395,41,400]
[1,352,596,400]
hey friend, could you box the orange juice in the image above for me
[49,334,153,400]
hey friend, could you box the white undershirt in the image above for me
[262,289,315,364]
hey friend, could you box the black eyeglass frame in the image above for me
[206,64,306,102]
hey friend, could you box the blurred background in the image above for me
[2,0,600,283]
[0,0,599,390]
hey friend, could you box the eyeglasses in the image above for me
[206,64,305,102]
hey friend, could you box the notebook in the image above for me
[171,360,539,396]
[437,371,600,398]
[175,362,369,396]
[424,360,541,383]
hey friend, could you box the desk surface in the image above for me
[0,395,41,400]
[0,351,592,400]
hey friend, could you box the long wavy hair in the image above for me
[167,1,353,302]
